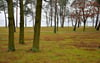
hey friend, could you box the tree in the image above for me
[31,0,42,52]
[16,0,18,28]
[0,0,8,28]
[19,0,24,44]
[58,0,68,28]
[95,0,100,30]
[96,0,100,4]
[7,0,15,51]
[71,0,95,31]
[54,0,57,33]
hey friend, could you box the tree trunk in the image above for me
[50,0,53,27]
[19,0,24,44]
[46,12,49,27]
[31,0,42,52]
[92,17,95,27]
[57,12,59,31]
[54,0,57,33]
[78,21,81,28]
[83,20,86,31]
[3,0,8,28]
[31,2,35,27]
[71,18,74,27]
[73,20,77,31]
[96,21,100,31]
[95,7,99,28]
[7,0,15,51]
[61,15,64,28]
[25,16,27,27]
[16,0,18,28]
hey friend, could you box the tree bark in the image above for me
[54,0,57,33]
[73,20,77,31]
[31,0,42,52]
[8,0,15,51]
[95,8,99,28]
[96,21,100,31]
[19,0,24,44]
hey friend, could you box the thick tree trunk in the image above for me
[19,0,24,44]
[8,0,15,51]
[31,0,42,52]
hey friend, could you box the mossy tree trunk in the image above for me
[7,0,15,51]
[19,0,24,44]
[31,0,42,52]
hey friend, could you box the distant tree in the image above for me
[50,0,53,27]
[31,0,42,52]
[16,0,18,28]
[58,0,68,28]
[54,0,57,33]
[7,0,15,51]
[43,4,50,27]
[96,21,100,30]
[95,0,100,30]
[71,0,95,31]
[0,0,8,28]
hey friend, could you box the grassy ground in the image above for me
[0,27,100,63]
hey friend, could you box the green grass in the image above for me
[0,27,100,63]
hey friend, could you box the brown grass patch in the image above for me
[0,61,9,63]
[82,48,97,51]
[72,42,100,48]
[41,34,65,41]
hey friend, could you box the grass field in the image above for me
[0,27,100,63]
